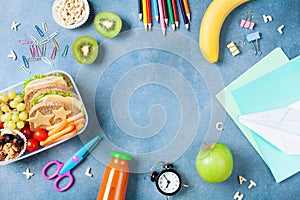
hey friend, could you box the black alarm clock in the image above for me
[149,162,188,198]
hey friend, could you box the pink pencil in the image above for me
[157,0,166,35]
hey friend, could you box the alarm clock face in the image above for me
[156,169,182,196]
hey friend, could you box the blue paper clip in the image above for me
[35,25,44,37]
[22,56,30,68]
[62,45,69,58]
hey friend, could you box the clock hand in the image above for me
[163,175,171,188]
[163,174,169,181]
[166,181,170,189]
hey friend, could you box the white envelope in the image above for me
[239,101,300,154]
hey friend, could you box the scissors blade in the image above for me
[59,136,101,175]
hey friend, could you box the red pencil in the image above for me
[171,0,179,28]
[146,0,152,30]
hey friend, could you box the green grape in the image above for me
[9,100,18,109]
[16,103,26,112]
[7,90,17,100]
[14,95,23,103]
[1,104,9,112]
[0,114,6,122]
[11,113,20,122]
[4,113,12,122]
[16,121,25,129]
[6,121,16,130]
[0,94,9,103]
[19,111,28,121]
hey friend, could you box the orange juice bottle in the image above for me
[97,151,132,200]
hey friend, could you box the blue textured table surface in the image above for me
[0,0,299,199]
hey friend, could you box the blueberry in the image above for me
[4,135,13,143]
[16,138,24,147]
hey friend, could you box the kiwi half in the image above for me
[94,11,122,38]
[72,36,98,64]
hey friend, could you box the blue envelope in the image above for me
[232,55,300,182]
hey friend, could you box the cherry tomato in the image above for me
[0,122,4,129]
[33,128,48,141]
[27,138,39,152]
[20,125,33,138]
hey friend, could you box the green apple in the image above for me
[196,143,233,183]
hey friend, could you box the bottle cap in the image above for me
[110,151,132,161]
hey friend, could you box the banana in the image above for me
[199,0,250,63]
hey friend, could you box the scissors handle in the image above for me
[42,160,64,180]
[54,171,74,192]
[42,160,74,192]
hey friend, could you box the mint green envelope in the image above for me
[215,48,290,182]
[216,48,289,161]
[232,55,300,182]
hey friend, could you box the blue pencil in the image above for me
[138,0,142,20]
[152,0,159,22]
[178,0,189,29]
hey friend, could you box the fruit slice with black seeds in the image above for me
[72,36,99,64]
[94,11,122,38]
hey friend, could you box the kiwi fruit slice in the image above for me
[94,11,122,38]
[72,36,98,64]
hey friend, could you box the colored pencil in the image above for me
[157,0,166,35]
[166,0,175,30]
[138,0,143,20]
[146,0,152,30]
[142,0,148,31]
[161,0,168,25]
[152,0,159,22]
[178,0,189,29]
[183,0,191,21]
[171,0,179,28]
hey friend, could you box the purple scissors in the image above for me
[42,136,101,192]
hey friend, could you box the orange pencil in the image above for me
[183,0,190,21]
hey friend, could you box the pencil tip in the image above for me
[139,14,142,21]
[162,28,166,35]
[187,14,191,22]
[155,16,159,22]
[175,21,179,28]
[172,24,176,31]
[164,19,168,26]
[185,23,190,30]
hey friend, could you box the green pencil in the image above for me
[166,0,175,30]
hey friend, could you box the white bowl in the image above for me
[52,0,90,29]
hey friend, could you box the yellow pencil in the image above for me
[142,0,148,31]
[183,0,191,21]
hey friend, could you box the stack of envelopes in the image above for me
[216,47,300,183]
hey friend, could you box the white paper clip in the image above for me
[42,20,48,33]
[20,64,31,74]
[28,33,39,44]
[41,56,53,67]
